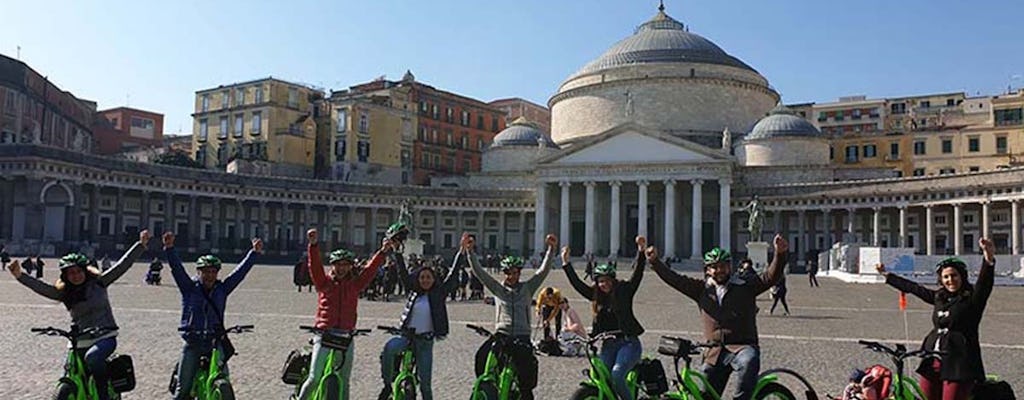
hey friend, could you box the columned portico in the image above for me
[664,179,676,259]
[926,205,935,256]
[690,179,703,259]
[609,181,621,257]
[1012,200,1020,255]
[719,179,731,251]
[637,180,648,239]
[559,181,570,245]
[584,181,596,254]
[953,203,963,255]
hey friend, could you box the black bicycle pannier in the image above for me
[107,354,136,392]
[636,357,669,395]
[657,336,691,357]
[281,348,311,385]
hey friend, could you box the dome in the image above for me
[745,104,823,141]
[570,6,755,79]
[491,118,559,148]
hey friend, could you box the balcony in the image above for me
[995,119,1023,127]
[884,154,900,161]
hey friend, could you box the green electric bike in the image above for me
[33,325,135,400]
[378,325,434,400]
[290,325,371,400]
[467,324,523,400]
[568,330,662,400]
[169,324,253,400]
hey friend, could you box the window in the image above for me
[863,144,877,158]
[852,109,862,119]
[131,117,154,129]
[419,101,428,112]
[829,146,834,160]
[219,116,229,139]
[890,103,906,114]
[446,131,453,146]
[221,91,229,108]
[217,144,229,165]
[357,140,369,162]
[461,110,470,126]
[834,112,844,121]
[432,129,438,143]
[477,115,485,129]
[234,114,243,137]
[492,116,499,132]
[946,99,956,106]
[964,214,975,224]
[201,94,210,112]
[941,139,953,154]
[893,170,903,177]
[334,138,346,161]
[939,167,955,174]
[460,133,468,149]
[994,108,1023,126]
[288,87,299,107]
[463,158,472,172]
[254,86,264,103]
[251,111,261,134]
[920,100,930,108]
[421,152,429,167]
[199,119,208,141]
[889,142,899,159]
[969,166,980,172]
[401,149,411,167]
[968,137,979,152]
[845,145,858,163]
[419,127,427,141]
[445,107,453,123]
[336,109,348,133]
[358,113,368,133]
[913,141,925,155]
[431,105,439,119]
[996,136,1008,154]
[235,88,245,106]
[817,112,827,122]
[477,137,485,150]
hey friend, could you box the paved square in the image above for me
[2,261,1021,399]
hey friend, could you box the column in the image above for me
[114,188,125,240]
[797,210,806,262]
[663,179,677,259]
[872,207,882,246]
[497,211,507,252]
[898,206,908,248]
[140,191,150,234]
[304,204,313,249]
[534,182,547,254]
[165,193,174,235]
[368,207,378,248]
[90,186,101,242]
[690,179,703,259]
[432,209,442,250]
[637,180,649,239]
[823,209,832,249]
[584,181,596,255]
[518,211,527,256]
[559,181,570,247]
[1012,200,1020,255]
[235,200,244,246]
[981,201,991,239]
[188,196,199,248]
[609,181,621,257]
[926,205,935,256]
[259,201,269,240]
[477,210,485,251]
[211,198,221,250]
[719,179,731,251]
[953,203,963,255]
[845,208,855,241]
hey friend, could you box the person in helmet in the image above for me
[468,232,558,400]
[7,230,150,400]
[297,228,397,400]
[647,234,788,400]
[561,236,648,400]
[163,232,263,400]
[875,238,996,400]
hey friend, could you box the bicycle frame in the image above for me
[390,342,418,399]
[61,348,104,400]
[574,334,642,399]
[471,348,517,398]
[311,348,346,399]
[890,373,926,400]
[190,347,227,400]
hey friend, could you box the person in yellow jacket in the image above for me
[536,286,563,340]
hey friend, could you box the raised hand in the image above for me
[635,236,646,251]
[773,234,789,254]
[7,259,21,279]
[875,263,887,275]
[461,233,474,252]
[162,232,176,249]
[139,229,152,247]
[545,234,558,250]
[644,246,659,263]
[560,246,571,265]
[252,238,264,254]
[979,237,995,264]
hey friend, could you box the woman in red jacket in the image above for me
[296,228,396,400]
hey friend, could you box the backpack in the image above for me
[860,365,893,398]
[107,354,136,393]
[536,338,562,356]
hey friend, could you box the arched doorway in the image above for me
[40,181,74,242]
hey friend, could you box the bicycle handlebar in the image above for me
[298,325,371,336]
[858,340,944,359]
[31,326,116,339]
[178,324,255,336]
[466,324,492,338]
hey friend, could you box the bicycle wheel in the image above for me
[213,378,235,400]
[50,381,75,400]
[569,385,602,400]
[322,374,341,400]
[395,377,417,400]
[754,382,796,400]
[470,381,500,400]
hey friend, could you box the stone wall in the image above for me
[739,137,831,166]
[481,146,560,172]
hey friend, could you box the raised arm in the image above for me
[441,251,463,293]
[354,240,394,291]
[11,260,63,301]
[972,238,996,309]
[625,236,647,291]
[876,263,935,305]
[222,239,263,295]
[306,230,328,291]
[753,234,789,295]
[646,246,704,301]
[99,230,150,286]
[163,232,192,295]
[560,245,594,300]
[523,234,558,294]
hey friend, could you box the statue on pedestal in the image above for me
[744,195,766,241]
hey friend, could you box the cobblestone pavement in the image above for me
[2,260,1022,399]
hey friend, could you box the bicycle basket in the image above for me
[107,354,136,393]
[657,336,692,357]
[281,348,311,385]
[321,331,353,351]
[636,357,668,395]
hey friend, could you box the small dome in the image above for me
[491,117,559,148]
[570,6,756,79]
[745,104,823,141]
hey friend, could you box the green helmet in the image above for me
[196,255,222,270]
[385,222,410,242]
[593,263,616,279]
[59,253,90,271]
[935,257,967,273]
[328,249,356,264]
[500,256,524,271]
[703,247,731,266]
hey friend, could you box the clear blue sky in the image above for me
[2,0,1022,135]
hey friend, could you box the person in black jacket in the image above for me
[875,237,996,400]
[562,236,647,400]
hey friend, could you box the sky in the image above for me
[2,0,1022,135]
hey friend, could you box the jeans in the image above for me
[174,340,229,400]
[540,306,562,340]
[599,336,642,400]
[380,336,434,400]
[699,345,761,400]
[297,335,356,400]
[80,337,117,400]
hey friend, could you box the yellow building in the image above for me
[191,77,325,177]
[327,78,416,184]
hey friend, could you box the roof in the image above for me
[745,104,824,141]
[490,117,558,149]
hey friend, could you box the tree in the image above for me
[153,150,204,169]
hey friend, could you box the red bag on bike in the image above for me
[860,365,893,399]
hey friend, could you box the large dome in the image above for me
[571,7,755,79]
[745,104,823,141]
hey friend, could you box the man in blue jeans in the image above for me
[647,235,788,400]
[163,232,262,399]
